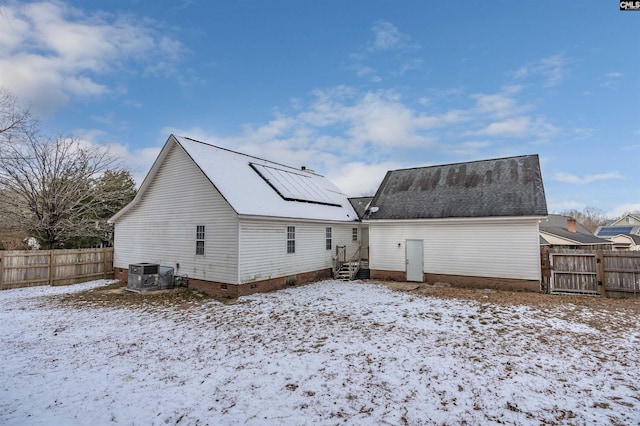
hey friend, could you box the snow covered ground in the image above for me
[1,280,639,425]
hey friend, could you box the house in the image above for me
[109,135,361,297]
[362,155,548,291]
[539,214,613,249]
[594,213,640,239]
[609,234,640,251]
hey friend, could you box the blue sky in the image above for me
[1,1,638,217]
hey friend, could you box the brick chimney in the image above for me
[567,218,577,233]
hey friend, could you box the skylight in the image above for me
[250,163,342,207]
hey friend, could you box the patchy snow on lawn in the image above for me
[1,280,639,425]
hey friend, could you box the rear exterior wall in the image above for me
[238,219,360,284]
[368,218,541,282]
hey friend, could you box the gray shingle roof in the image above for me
[540,215,612,245]
[365,155,547,220]
[348,197,373,220]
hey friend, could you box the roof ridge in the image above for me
[178,135,323,176]
[388,154,538,173]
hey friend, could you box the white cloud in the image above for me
[351,20,420,81]
[370,20,406,51]
[546,198,583,213]
[471,86,525,119]
[607,203,640,218]
[473,115,558,140]
[105,84,557,196]
[474,117,531,137]
[300,89,470,150]
[571,127,595,140]
[538,54,567,87]
[515,54,568,87]
[451,141,492,157]
[343,92,434,147]
[0,1,183,114]
[553,171,623,185]
[326,161,400,197]
[602,71,624,89]
[73,128,162,186]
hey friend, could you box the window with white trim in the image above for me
[325,227,332,250]
[196,225,205,255]
[352,228,358,242]
[287,226,295,254]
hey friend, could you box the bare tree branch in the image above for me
[0,90,137,249]
[0,88,37,144]
[560,206,609,233]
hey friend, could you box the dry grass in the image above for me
[56,280,228,308]
[394,281,640,333]
[52,279,640,339]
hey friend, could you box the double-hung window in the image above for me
[352,228,358,242]
[287,226,295,254]
[325,227,332,250]
[196,225,205,255]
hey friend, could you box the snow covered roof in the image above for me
[111,135,358,223]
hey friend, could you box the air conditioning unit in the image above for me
[128,263,159,292]
[158,266,174,290]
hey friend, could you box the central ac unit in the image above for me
[127,263,159,292]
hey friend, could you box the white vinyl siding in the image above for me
[113,142,238,283]
[239,220,358,283]
[368,218,541,281]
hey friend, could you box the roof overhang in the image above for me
[538,230,610,246]
[363,215,547,225]
[237,213,359,224]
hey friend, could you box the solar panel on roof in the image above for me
[250,163,342,207]
[596,226,633,237]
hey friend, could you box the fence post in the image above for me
[596,249,605,297]
[102,248,107,279]
[48,250,54,286]
[540,247,550,293]
[0,252,4,290]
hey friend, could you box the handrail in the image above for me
[347,246,361,280]
[334,245,361,280]
[334,245,347,275]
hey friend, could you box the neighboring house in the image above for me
[362,155,548,291]
[608,213,640,228]
[595,214,640,238]
[609,234,640,251]
[109,135,361,297]
[539,214,613,249]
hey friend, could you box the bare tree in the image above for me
[0,134,122,249]
[0,88,136,249]
[560,206,609,233]
[0,88,36,143]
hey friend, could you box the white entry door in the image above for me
[406,239,424,282]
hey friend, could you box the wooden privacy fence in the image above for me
[541,248,640,297]
[0,247,114,290]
